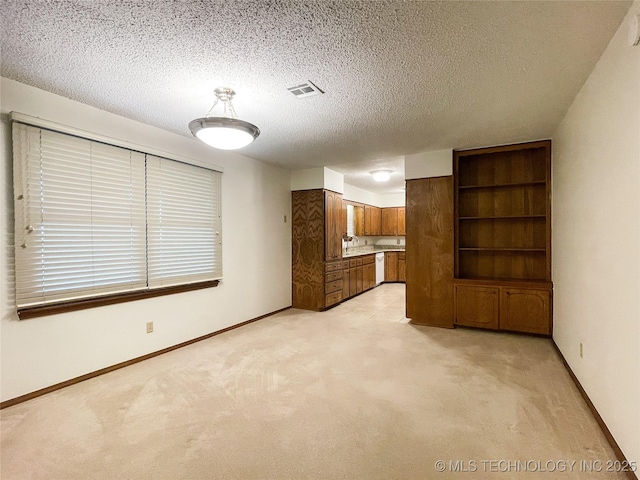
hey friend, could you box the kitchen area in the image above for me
[291,166,406,312]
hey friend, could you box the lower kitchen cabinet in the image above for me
[454,280,552,335]
[342,254,377,301]
[384,251,405,283]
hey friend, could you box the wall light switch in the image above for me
[146,322,154,334]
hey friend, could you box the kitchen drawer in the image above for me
[363,254,375,264]
[342,260,350,269]
[325,279,343,294]
[349,259,357,268]
[325,291,342,308]
[325,260,342,273]
[356,258,363,266]
[326,271,342,283]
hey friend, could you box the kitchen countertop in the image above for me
[342,247,405,258]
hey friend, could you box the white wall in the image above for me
[291,167,344,193]
[0,78,292,402]
[405,148,452,179]
[552,3,640,466]
[343,183,381,205]
[379,193,405,208]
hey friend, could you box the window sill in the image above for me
[17,280,220,320]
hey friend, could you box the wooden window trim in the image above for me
[17,280,220,320]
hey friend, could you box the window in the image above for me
[13,122,222,316]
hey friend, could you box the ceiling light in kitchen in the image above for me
[189,87,260,150]
[371,170,393,182]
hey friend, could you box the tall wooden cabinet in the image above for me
[406,177,455,327]
[292,189,344,311]
[453,140,552,335]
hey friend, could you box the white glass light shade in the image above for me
[189,117,260,150]
[371,170,392,182]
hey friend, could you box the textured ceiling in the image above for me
[1,0,632,193]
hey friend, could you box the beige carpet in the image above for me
[0,284,626,479]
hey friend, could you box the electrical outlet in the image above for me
[579,342,583,358]
[365,240,368,245]
[397,239,400,245]
[146,322,153,334]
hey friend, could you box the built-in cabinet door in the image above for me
[455,285,499,329]
[349,267,357,296]
[385,252,398,281]
[397,207,405,236]
[381,208,398,236]
[364,206,372,236]
[398,252,406,282]
[500,288,551,335]
[371,207,382,236]
[356,263,363,293]
[342,268,350,299]
[324,190,343,261]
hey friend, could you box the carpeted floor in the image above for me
[0,284,626,479]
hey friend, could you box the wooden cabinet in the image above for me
[356,258,363,294]
[381,208,398,236]
[381,207,405,236]
[292,189,344,311]
[406,177,454,328]
[324,190,343,262]
[454,281,551,335]
[364,206,382,236]
[500,287,551,335]
[454,285,499,329]
[385,252,398,281]
[398,252,406,282]
[397,207,405,235]
[342,262,350,300]
[384,251,405,283]
[354,205,364,236]
[453,140,552,335]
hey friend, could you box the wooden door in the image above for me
[381,208,398,236]
[397,207,405,235]
[364,206,372,235]
[371,207,382,235]
[349,267,357,296]
[292,190,325,311]
[500,288,551,335]
[324,190,342,261]
[398,252,406,282]
[405,177,454,327]
[354,205,365,236]
[342,268,350,299]
[385,252,398,282]
[454,285,499,329]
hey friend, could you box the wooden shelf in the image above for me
[459,215,546,220]
[458,181,546,190]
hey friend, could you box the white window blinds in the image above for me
[13,124,147,308]
[13,122,222,311]
[147,155,222,288]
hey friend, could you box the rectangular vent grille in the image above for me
[287,81,324,98]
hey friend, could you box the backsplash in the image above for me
[342,236,405,256]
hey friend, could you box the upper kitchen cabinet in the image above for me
[292,189,344,311]
[364,205,381,236]
[381,207,406,236]
[324,190,343,261]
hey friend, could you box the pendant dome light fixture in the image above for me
[189,87,260,150]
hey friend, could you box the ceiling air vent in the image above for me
[287,81,324,98]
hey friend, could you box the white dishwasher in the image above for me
[375,252,385,285]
